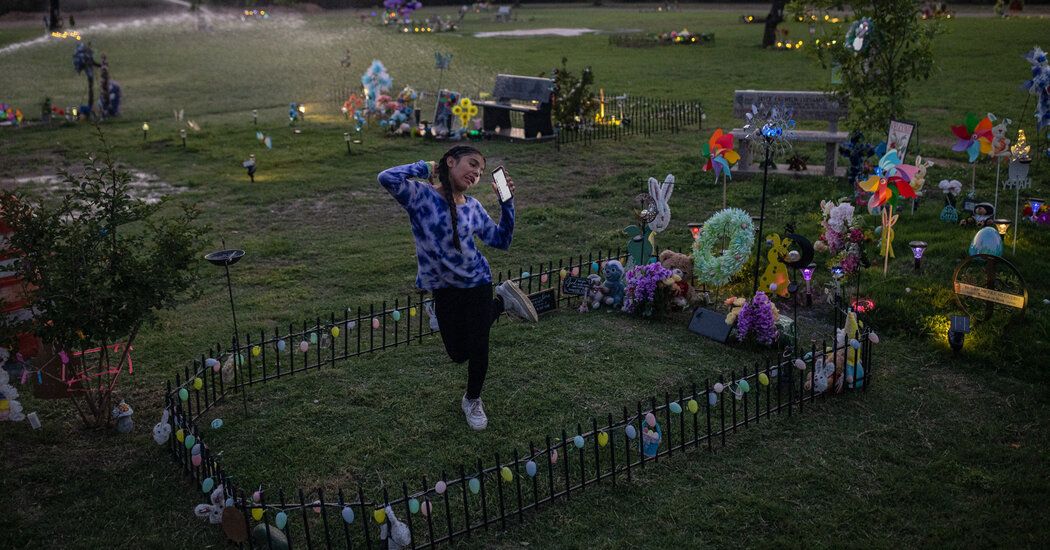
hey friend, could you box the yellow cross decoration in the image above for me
[451,98,478,129]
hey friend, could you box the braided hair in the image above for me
[435,145,483,251]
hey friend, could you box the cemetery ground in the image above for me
[1,4,1049,548]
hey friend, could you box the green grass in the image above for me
[1,5,1048,548]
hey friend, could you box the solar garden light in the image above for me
[297,104,306,121]
[802,262,816,306]
[204,245,249,414]
[344,132,352,155]
[992,219,1012,239]
[179,128,187,148]
[948,315,970,354]
[252,109,258,125]
[142,122,149,142]
[909,240,928,271]
[687,222,701,240]
[341,105,349,120]
[1029,198,1045,221]
[243,154,256,182]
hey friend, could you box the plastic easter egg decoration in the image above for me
[794,358,807,370]
[372,318,381,329]
[550,449,559,463]
[687,399,699,414]
[192,443,202,456]
[193,377,203,391]
[309,332,318,344]
[420,500,432,516]
[176,428,185,442]
[559,269,568,278]
[869,332,880,344]
[373,508,386,524]
[850,339,862,350]
[969,227,1004,257]
[211,418,224,429]
[573,435,585,448]
[625,425,637,439]
[252,507,264,521]
[468,477,480,494]
[185,434,196,449]
[341,506,355,524]
[192,454,203,466]
[179,388,189,401]
[645,412,656,427]
[669,402,683,414]
[708,392,718,406]
[597,431,609,447]
[275,511,288,529]
[759,373,770,386]
[571,266,580,276]
[713,382,724,394]
[541,273,549,283]
[391,310,402,322]
[205,357,219,369]
[299,340,309,353]
[251,345,261,357]
[330,326,340,338]
[253,490,262,503]
[276,339,287,352]
[409,307,417,317]
[591,261,600,272]
[202,477,215,493]
[501,466,513,482]
[409,498,420,514]
[434,481,447,494]
[738,379,751,393]
[521,271,530,278]
[525,460,538,477]
[225,498,235,508]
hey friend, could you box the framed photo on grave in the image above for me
[887,119,917,161]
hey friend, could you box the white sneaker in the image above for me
[461,395,488,431]
[423,300,439,331]
[496,281,539,322]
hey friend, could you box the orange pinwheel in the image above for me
[701,128,740,181]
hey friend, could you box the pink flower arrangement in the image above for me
[815,199,869,274]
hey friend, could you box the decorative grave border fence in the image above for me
[161,247,874,549]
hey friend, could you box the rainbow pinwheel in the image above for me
[950,113,993,163]
[859,149,918,274]
[702,128,740,180]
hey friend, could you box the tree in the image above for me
[795,0,939,132]
[762,1,788,48]
[0,130,205,428]
[550,57,598,130]
[49,0,61,32]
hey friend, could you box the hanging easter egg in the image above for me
[253,490,262,503]
[550,449,559,463]
[521,271,530,278]
[571,267,580,276]
[597,431,609,447]
[572,435,585,448]
[185,434,196,449]
[525,460,537,477]
[738,380,751,393]
[309,332,318,344]
[591,261,599,272]
[869,332,880,344]
[276,339,287,352]
[225,497,235,508]
[420,500,432,516]
[299,340,309,353]
[335,506,352,523]
[191,443,202,456]
[192,454,202,466]
[434,480,447,494]
[645,412,656,427]
[794,358,806,370]
[372,318,380,329]
[391,310,402,322]
[559,269,568,278]
[331,326,340,338]
[409,307,417,317]
[708,392,718,406]
[669,402,682,414]
[625,425,637,439]
[205,357,219,371]
[251,507,264,521]
[179,388,189,401]
[713,383,724,394]
[687,399,699,414]
[176,428,185,442]
[373,508,386,524]
[275,511,288,529]
[759,373,770,386]
[501,466,513,482]
[541,273,549,283]
[468,477,480,494]
[202,477,215,493]
[211,418,224,429]
[251,345,261,357]
[193,377,203,391]
[408,498,420,514]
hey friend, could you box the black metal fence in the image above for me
[555,96,704,148]
[162,247,873,549]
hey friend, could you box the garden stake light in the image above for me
[909,241,927,271]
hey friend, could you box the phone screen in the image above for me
[492,166,512,203]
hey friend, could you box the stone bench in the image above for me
[473,74,554,141]
[729,90,848,177]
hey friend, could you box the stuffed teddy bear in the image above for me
[601,260,626,308]
[658,250,695,308]
[585,273,605,310]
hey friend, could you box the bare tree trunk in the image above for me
[49,0,61,32]
[762,0,787,48]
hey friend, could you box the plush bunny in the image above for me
[911,155,933,195]
[152,408,172,444]
[586,273,605,310]
[647,174,675,234]
[194,484,226,524]
[379,506,412,550]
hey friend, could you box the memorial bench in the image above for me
[729,90,848,177]
[474,74,555,141]
[494,6,512,22]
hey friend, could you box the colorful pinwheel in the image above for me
[702,128,740,208]
[859,149,918,274]
[950,113,992,163]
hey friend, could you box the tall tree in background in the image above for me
[762,0,787,48]
[49,0,61,31]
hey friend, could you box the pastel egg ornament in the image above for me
[525,460,538,477]
[341,506,355,524]
[309,332,318,344]
[201,477,215,493]
[713,383,724,394]
[550,449,559,463]
[521,271,530,278]
[759,373,770,386]
[409,498,420,514]
[420,500,432,517]
[391,310,402,322]
[372,318,381,329]
[794,358,807,370]
[559,268,568,278]
[276,339,287,352]
[409,307,417,317]
[251,345,261,357]
[500,466,513,482]
[434,480,447,494]
[184,434,196,449]
[738,380,751,393]
[573,435,585,448]
[179,388,189,401]
[597,431,609,447]
[192,377,203,391]
[687,399,699,414]
[251,507,264,521]
[330,326,340,338]
[211,418,224,429]
[298,340,309,353]
[541,273,549,283]
[571,266,580,276]
[175,428,185,443]
[625,425,637,440]
[708,392,718,406]
[669,402,682,414]
[205,358,220,372]
[373,508,386,524]
[191,454,202,466]
[645,412,656,427]
[275,511,289,529]
[468,478,480,494]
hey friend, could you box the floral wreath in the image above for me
[692,208,755,287]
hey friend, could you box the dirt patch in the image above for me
[475,28,599,38]
[0,169,185,204]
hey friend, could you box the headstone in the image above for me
[687,308,732,343]
[528,289,557,315]
[561,276,590,296]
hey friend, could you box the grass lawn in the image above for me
[1,4,1049,548]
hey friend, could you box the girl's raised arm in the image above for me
[474,199,514,251]
[377,160,432,210]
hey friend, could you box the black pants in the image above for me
[432,284,504,399]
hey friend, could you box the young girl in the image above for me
[378,145,538,430]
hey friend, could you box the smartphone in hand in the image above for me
[492,166,512,203]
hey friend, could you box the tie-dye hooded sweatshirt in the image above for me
[378,160,514,291]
